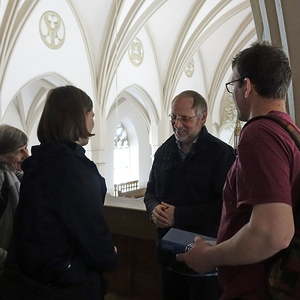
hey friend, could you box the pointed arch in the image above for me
[105,84,159,125]
[1,73,70,136]
[165,0,252,111]
[98,0,167,113]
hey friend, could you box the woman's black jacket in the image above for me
[7,142,117,298]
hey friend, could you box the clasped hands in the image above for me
[151,202,175,228]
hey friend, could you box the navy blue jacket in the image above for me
[144,127,235,238]
[8,142,117,299]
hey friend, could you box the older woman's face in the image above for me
[4,145,29,171]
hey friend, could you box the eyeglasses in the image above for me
[225,78,244,94]
[169,113,198,123]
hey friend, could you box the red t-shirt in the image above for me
[217,111,300,299]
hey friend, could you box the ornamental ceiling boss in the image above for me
[128,38,144,66]
[39,11,65,49]
[184,58,194,77]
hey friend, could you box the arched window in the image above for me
[113,123,131,184]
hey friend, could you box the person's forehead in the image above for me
[172,96,194,109]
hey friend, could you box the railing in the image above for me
[114,180,139,197]
[119,188,146,198]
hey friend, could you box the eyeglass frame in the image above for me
[225,77,245,94]
[168,113,199,123]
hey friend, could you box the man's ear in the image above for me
[201,111,207,122]
[243,77,252,98]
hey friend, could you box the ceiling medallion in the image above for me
[184,59,194,77]
[39,11,65,49]
[128,38,144,66]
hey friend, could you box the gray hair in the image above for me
[172,90,207,115]
[0,124,28,155]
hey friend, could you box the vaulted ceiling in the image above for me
[0,0,256,144]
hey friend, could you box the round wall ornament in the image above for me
[184,59,194,77]
[39,11,65,49]
[128,38,144,66]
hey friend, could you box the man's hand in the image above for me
[176,236,216,273]
[161,202,175,227]
[152,203,170,228]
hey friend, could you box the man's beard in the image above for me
[174,128,187,142]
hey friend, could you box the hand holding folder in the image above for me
[160,228,217,276]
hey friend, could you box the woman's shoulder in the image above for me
[30,142,85,164]
[0,168,19,195]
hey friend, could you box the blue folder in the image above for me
[161,228,216,254]
[160,228,217,277]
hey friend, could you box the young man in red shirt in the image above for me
[178,42,300,299]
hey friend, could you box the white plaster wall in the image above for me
[173,54,216,134]
[1,100,24,131]
[27,111,41,151]
[210,67,232,128]
[1,0,94,118]
[105,28,162,122]
[0,0,5,24]
[174,56,206,100]
[199,8,252,86]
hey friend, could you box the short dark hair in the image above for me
[232,42,291,99]
[172,90,207,115]
[38,85,94,143]
[0,124,27,155]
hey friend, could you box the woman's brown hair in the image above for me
[37,85,94,143]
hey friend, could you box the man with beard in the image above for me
[144,90,235,300]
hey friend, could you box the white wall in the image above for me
[1,0,94,120]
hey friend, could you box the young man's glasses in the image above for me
[225,78,244,94]
[169,114,198,123]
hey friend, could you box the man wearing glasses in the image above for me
[178,42,300,299]
[144,90,235,300]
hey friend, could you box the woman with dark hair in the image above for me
[3,86,117,300]
[0,125,28,273]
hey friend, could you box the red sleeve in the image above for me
[237,120,293,208]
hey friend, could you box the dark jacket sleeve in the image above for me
[0,172,8,266]
[54,161,118,272]
[174,146,235,236]
[144,155,160,215]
